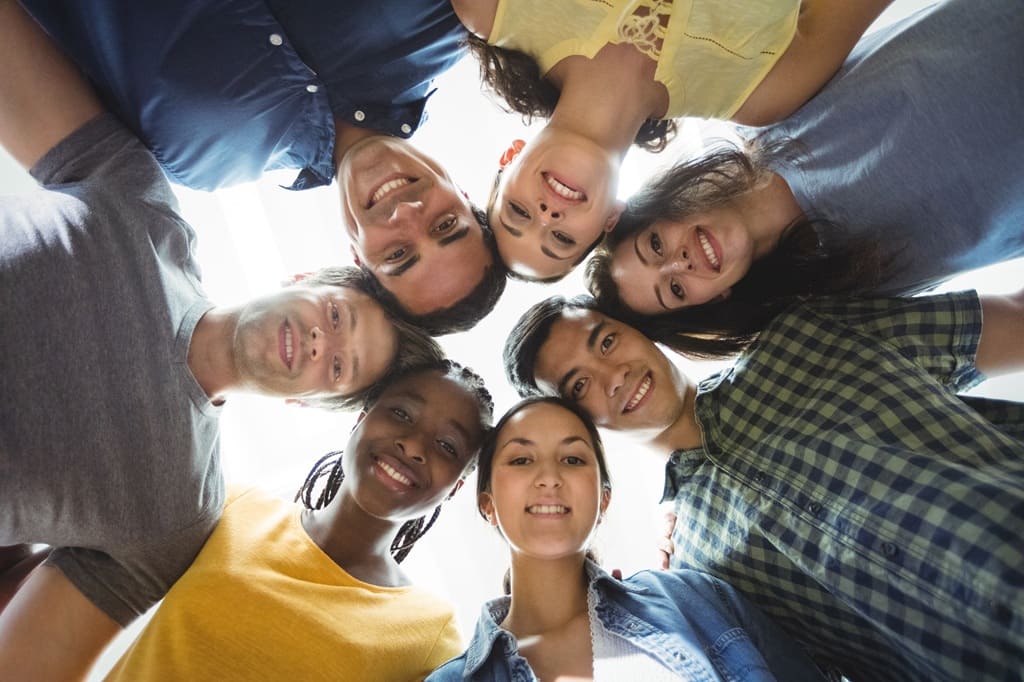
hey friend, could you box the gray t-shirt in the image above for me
[0,115,224,626]
[756,0,1024,294]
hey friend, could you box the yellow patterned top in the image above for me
[489,0,800,119]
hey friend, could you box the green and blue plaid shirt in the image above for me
[665,292,1024,682]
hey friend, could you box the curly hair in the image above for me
[466,34,677,153]
[585,142,895,359]
[289,266,445,411]
[364,205,509,335]
[295,359,494,563]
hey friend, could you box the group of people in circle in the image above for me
[1,0,1022,680]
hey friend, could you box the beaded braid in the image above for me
[294,450,443,565]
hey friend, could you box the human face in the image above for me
[232,285,396,399]
[338,136,492,315]
[533,309,687,436]
[492,128,623,280]
[480,402,608,560]
[611,208,755,313]
[343,370,486,522]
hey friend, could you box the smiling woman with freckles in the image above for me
[96,360,494,681]
[426,397,825,682]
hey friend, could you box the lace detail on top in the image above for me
[618,0,673,60]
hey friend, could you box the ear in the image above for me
[598,487,612,519]
[349,244,362,267]
[498,139,526,169]
[478,491,498,527]
[603,200,625,232]
[284,398,308,407]
[445,478,465,501]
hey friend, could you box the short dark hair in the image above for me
[364,206,509,336]
[586,142,892,359]
[291,266,445,411]
[503,295,600,398]
[295,359,495,563]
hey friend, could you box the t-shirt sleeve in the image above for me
[29,113,179,212]
[805,292,984,391]
[45,507,220,627]
[420,613,464,676]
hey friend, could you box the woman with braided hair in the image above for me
[103,360,494,681]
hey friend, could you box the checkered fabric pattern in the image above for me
[664,292,1024,682]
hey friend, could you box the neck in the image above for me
[301,490,407,587]
[742,173,805,259]
[546,42,667,158]
[649,378,701,455]
[333,117,384,169]
[186,307,240,402]
[503,553,589,637]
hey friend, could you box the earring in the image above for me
[499,139,526,168]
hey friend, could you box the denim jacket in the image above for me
[427,562,826,681]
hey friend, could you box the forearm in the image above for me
[0,565,120,681]
[975,289,1024,378]
[0,0,102,169]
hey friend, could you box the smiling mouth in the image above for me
[543,172,585,202]
[623,373,653,413]
[527,504,570,515]
[368,177,415,208]
[696,228,721,272]
[376,458,417,488]
[279,321,294,370]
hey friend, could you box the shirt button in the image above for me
[807,501,822,515]
[881,542,898,558]
[306,84,319,93]
[353,110,366,122]
[268,33,283,46]
[754,471,766,484]
[400,123,412,134]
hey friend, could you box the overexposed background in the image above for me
[1,0,1021,676]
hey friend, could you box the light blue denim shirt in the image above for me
[427,562,826,682]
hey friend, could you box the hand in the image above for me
[656,507,676,570]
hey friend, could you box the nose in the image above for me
[533,459,562,488]
[661,248,693,273]
[537,201,562,221]
[308,326,342,362]
[603,362,630,398]
[395,437,427,464]
[388,199,426,228]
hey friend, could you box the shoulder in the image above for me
[425,653,471,682]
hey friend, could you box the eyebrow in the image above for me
[541,245,573,261]
[655,286,669,311]
[500,435,588,449]
[387,254,421,278]
[500,218,523,238]
[556,320,606,397]
[633,233,649,266]
[439,225,470,247]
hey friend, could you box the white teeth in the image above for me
[284,326,293,365]
[378,460,414,486]
[527,505,569,514]
[625,375,651,412]
[544,173,584,201]
[371,178,412,205]
[697,230,720,270]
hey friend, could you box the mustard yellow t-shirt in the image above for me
[490,0,800,119]
[106,487,462,681]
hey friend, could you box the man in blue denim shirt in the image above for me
[20,0,509,332]
[503,292,1024,681]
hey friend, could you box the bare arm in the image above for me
[733,0,894,126]
[0,564,121,681]
[0,0,103,169]
[975,289,1024,378]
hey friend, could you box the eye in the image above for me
[332,357,342,382]
[385,247,408,263]
[563,455,586,466]
[433,215,457,234]
[507,455,531,466]
[569,377,588,401]
[509,201,530,219]
[649,232,663,256]
[329,301,340,329]
[391,407,411,422]
[599,333,616,353]
[437,439,459,458]
[552,231,576,246]
[670,281,685,300]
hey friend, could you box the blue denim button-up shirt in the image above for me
[22,0,466,190]
[427,562,825,681]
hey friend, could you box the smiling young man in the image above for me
[334,133,507,334]
[503,291,1024,681]
[0,4,443,677]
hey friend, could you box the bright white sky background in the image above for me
[0,1,1021,676]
